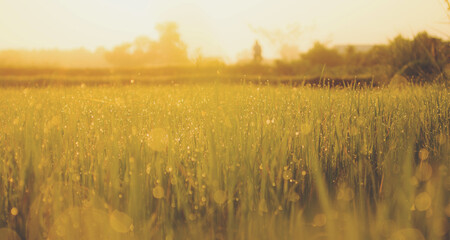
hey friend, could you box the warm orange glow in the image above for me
[0,0,447,61]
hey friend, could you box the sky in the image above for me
[0,0,448,61]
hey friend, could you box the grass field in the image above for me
[0,84,448,240]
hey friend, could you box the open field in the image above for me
[0,84,449,239]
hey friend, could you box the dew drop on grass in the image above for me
[360,144,372,155]
[109,210,133,233]
[213,190,226,204]
[10,207,18,216]
[414,192,432,211]
[282,170,292,180]
[418,149,429,161]
[170,178,177,185]
[152,186,165,199]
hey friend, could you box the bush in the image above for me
[388,32,449,81]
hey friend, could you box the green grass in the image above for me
[0,84,448,239]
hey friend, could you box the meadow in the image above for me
[0,84,448,240]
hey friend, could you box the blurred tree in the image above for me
[154,22,190,65]
[388,35,413,72]
[104,22,190,67]
[386,32,448,79]
[301,42,343,67]
[253,40,262,64]
[104,42,138,67]
[250,23,305,61]
[363,45,390,66]
[344,45,363,67]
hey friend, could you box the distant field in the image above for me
[0,84,448,239]
[0,74,376,88]
[0,67,376,87]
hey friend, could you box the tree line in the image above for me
[253,32,449,82]
[0,22,448,82]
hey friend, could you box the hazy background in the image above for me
[0,0,448,62]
